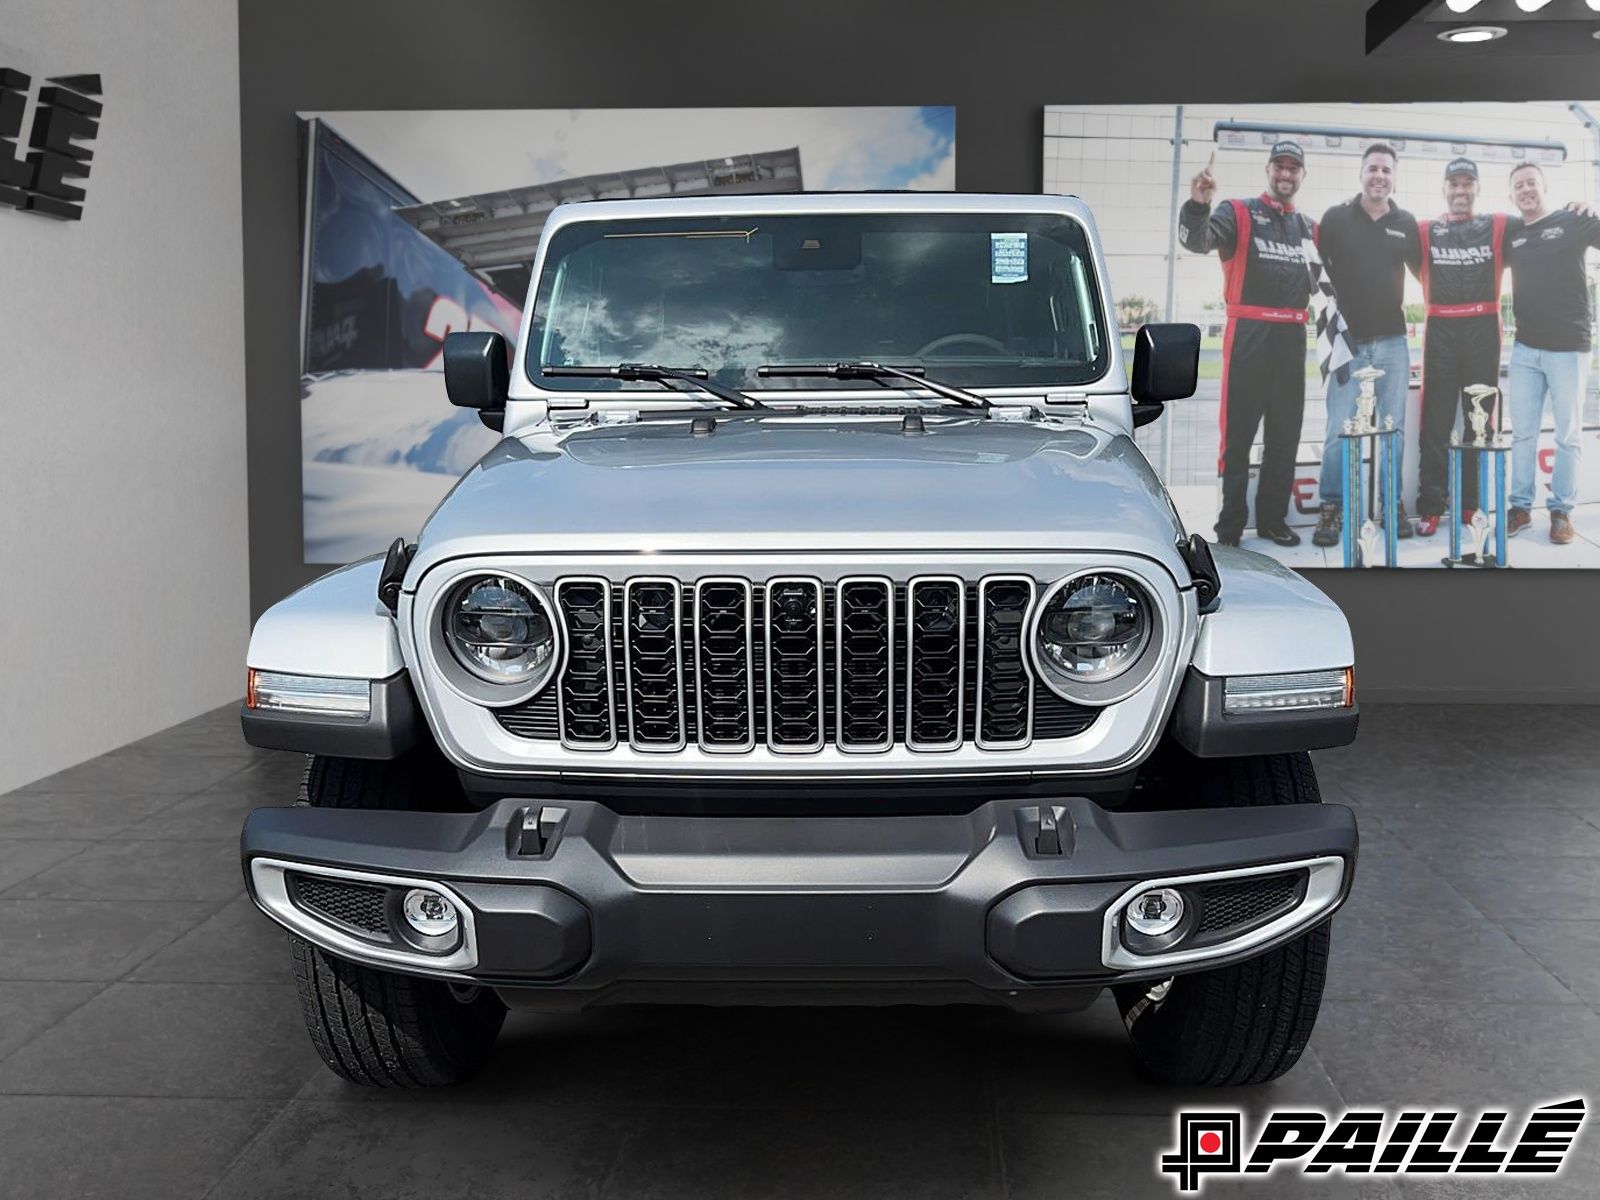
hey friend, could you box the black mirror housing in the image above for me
[444,332,510,426]
[1130,322,1201,406]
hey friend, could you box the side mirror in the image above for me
[443,331,509,430]
[1129,323,1201,421]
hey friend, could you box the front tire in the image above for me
[1114,751,1332,1086]
[288,752,503,1086]
[290,936,506,1087]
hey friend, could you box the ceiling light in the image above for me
[1444,0,1482,11]
[1439,24,1507,41]
[1513,0,1552,9]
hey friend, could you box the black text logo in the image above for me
[0,70,102,220]
[1159,1098,1585,1193]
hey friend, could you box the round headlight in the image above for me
[1034,574,1152,691]
[445,576,556,686]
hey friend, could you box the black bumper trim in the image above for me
[242,794,1357,997]
[1169,669,1359,758]
[240,671,421,759]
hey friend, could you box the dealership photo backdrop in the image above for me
[1044,101,1600,570]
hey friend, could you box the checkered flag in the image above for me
[1304,233,1354,384]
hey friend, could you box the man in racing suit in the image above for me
[1179,140,1314,547]
[1414,158,1508,536]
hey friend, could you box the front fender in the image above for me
[243,557,421,758]
[1170,547,1357,757]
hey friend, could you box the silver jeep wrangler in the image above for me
[242,192,1359,1088]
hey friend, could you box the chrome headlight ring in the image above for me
[1027,569,1164,707]
[425,571,564,708]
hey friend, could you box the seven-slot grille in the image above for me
[497,576,1099,752]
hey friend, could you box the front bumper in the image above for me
[241,796,1357,1006]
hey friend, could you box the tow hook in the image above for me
[1122,978,1174,1030]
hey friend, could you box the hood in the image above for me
[413,412,1188,576]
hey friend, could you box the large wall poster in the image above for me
[1045,102,1600,569]
[299,106,957,564]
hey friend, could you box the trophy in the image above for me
[1466,510,1492,563]
[1358,519,1381,568]
[1337,365,1401,568]
[1464,384,1498,446]
[1444,383,1511,568]
[1353,365,1383,434]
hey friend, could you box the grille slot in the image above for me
[1196,872,1304,935]
[290,874,389,937]
[694,579,755,751]
[555,578,615,748]
[499,574,1101,751]
[624,578,686,750]
[977,577,1035,748]
[906,577,965,751]
[836,578,894,752]
[765,578,824,752]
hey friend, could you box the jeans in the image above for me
[1317,335,1410,507]
[1508,341,1587,514]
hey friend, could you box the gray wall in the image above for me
[240,0,1600,702]
[0,0,247,792]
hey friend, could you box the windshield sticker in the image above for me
[991,233,1028,284]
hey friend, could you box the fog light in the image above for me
[402,888,458,937]
[1126,888,1185,937]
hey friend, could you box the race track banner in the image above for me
[299,106,957,563]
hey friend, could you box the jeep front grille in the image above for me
[496,576,1099,752]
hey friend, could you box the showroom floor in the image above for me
[0,704,1596,1199]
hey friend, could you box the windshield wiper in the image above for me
[756,362,991,410]
[545,363,765,410]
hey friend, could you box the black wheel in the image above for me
[290,935,506,1087]
[298,745,466,812]
[289,751,502,1086]
[1114,751,1331,1086]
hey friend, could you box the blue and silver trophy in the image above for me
[1337,365,1401,568]
[1444,384,1510,569]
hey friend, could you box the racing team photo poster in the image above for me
[297,105,957,564]
[1044,101,1600,569]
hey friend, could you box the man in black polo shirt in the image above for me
[1504,162,1600,545]
[1312,142,1420,548]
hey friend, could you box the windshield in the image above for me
[526,212,1109,393]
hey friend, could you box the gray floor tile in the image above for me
[0,793,176,839]
[1000,1113,1401,1199]
[0,981,322,1099]
[1324,858,1577,1004]
[129,896,291,984]
[598,1107,1002,1200]
[1422,855,1600,922]
[205,1100,624,1200]
[0,839,91,893]
[0,981,103,1060]
[14,749,259,796]
[1375,805,1600,858]
[988,995,1345,1116]
[118,787,289,842]
[5,839,246,902]
[122,706,264,758]
[1498,920,1600,1009]
[0,1096,278,1200]
[1313,1001,1600,1105]
[0,898,221,981]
